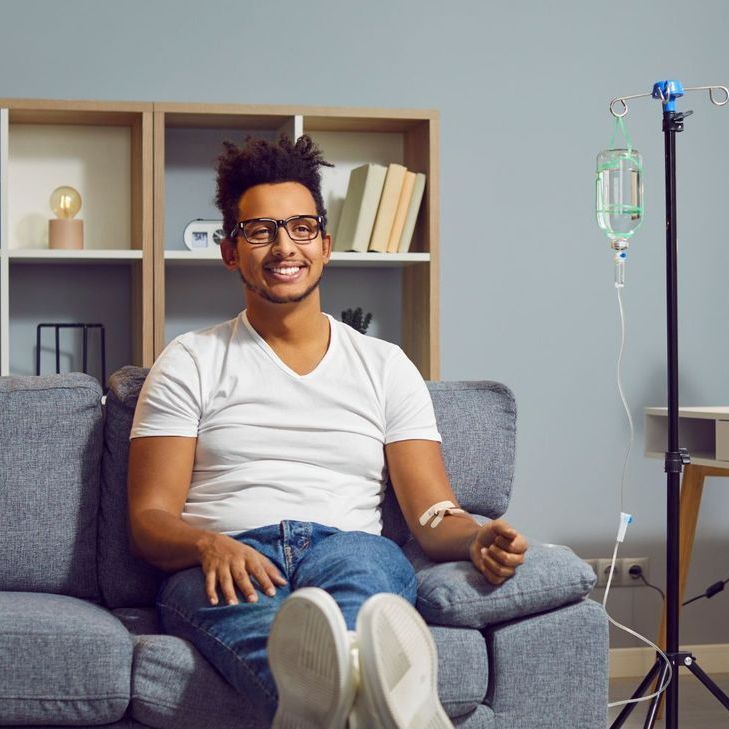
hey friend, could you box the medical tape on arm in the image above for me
[418,500,468,528]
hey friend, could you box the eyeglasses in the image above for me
[229,215,324,245]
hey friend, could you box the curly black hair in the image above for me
[215,134,334,239]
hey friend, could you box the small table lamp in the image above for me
[49,185,83,249]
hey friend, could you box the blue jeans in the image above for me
[156,521,418,722]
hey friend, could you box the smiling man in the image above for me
[127,135,527,729]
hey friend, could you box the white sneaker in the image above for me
[354,593,454,729]
[269,587,357,729]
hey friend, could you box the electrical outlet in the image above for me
[587,557,650,588]
[621,557,650,587]
[597,558,620,588]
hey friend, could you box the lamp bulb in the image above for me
[50,186,82,220]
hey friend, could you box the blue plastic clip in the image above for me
[652,80,684,112]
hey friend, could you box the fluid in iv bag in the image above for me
[596,149,644,247]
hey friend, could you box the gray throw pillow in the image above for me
[403,539,597,628]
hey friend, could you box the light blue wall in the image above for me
[2,0,729,647]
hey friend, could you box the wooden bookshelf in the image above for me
[0,99,439,380]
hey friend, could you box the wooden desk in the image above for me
[644,407,729,709]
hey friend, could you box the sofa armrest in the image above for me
[403,537,596,629]
[484,599,609,729]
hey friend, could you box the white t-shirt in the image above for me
[130,310,441,536]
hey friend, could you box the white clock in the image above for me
[183,219,226,250]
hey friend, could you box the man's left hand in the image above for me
[469,519,528,585]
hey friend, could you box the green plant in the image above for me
[341,307,373,335]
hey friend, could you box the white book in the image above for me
[334,164,387,252]
[397,173,426,253]
[368,163,407,253]
[387,171,416,253]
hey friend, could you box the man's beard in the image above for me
[239,268,324,304]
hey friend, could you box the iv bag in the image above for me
[596,149,644,246]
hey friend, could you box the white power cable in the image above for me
[603,285,673,709]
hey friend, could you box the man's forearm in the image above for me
[414,514,481,562]
[130,508,215,572]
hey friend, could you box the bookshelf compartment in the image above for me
[164,264,246,345]
[163,263,403,348]
[321,267,402,344]
[7,124,134,251]
[163,125,283,253]
[302,129,406,248]
[160,110,300,254]
[8,261,138,380]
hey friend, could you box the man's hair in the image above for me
[215,134,333,239]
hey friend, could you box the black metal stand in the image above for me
[610,109,729,729]
[36,322,106,387]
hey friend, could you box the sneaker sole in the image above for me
[269,587,355,729]
[356,594,453,729]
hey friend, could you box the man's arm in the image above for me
[128,436,286,604]
[384,439,527,584]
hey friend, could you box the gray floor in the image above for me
[608,673,729,728]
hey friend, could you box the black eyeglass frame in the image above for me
[229,215,325,245]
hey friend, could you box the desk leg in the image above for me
[654,463,705,717]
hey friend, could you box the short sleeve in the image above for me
[384,347,442,444]
[129,339,202,439]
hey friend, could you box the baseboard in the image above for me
[610,643,729,678]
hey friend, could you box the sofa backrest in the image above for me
[381,380,517,545]
[99,367,517,607]
[98,366,163,608]
[0,373,103,600]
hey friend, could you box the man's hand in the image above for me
[469,519,528,585]
[197,533,288,606]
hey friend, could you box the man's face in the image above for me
[222,181,332,306]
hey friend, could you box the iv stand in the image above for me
[608,80,729,729]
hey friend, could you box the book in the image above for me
[333,163,387,252]
[367,163,407,252]
[397,172,426,253]
[386,171,416,253]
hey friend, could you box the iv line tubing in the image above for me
[603,285,673,709]
[616,286,633,516]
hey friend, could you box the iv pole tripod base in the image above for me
[609,107,729,729]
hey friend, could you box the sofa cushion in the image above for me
[405,540,596,628]
[113,607,489,723]
[485,599,608,728]
[99,366,166,608]
[383,381,516,546]
[430,626,489,718]
[114,607,265,728]
[0,373,103,599]
[129,633,266,729]
[0,592,132,725]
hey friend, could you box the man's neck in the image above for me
[245,295,328,349]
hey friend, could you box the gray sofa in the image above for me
[0,367,609,728]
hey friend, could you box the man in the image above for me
[128,134,527,729]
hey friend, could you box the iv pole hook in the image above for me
[609,85,729,118]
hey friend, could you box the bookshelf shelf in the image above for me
[1,99,439,380]
[8,249,144,263]
[164,249,430,267]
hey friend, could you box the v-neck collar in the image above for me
[240,310,336,380]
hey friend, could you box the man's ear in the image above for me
[220,239,239,271]
[322,233,333,264]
